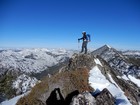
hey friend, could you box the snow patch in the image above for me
[0,93,26,105]
[117,76,121,79]
[106,45,111,49]
[89,66,109,90]
[128,75,140,87]
[121,75,129,80]
[94,58,102,66]
[121,75,140,87]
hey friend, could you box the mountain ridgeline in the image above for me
[16,45,140,105]
[92,45,140,78]
[0,45,140,105]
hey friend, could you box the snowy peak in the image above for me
[93,45,112,55]
[92,45,140,78]
[92,45,124,61]
[92,44,123,60]
[102,44,111,49]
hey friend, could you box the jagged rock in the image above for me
[115,78,140,105]
[71,92,96,105]
[95,88,115,105]
[67,53,95,70]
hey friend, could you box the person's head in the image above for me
[82,31,86,36]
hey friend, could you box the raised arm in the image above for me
[78,37,83,40]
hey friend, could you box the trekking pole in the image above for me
[78,40,80,50]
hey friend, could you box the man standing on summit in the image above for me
[78,31,90,54]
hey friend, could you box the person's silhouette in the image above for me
[46,88,64,105]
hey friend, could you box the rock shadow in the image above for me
[64,90,79,105]
[115,99,127,105]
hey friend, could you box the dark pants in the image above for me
[81,41,88,54]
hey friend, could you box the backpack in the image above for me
[86,34,91,42]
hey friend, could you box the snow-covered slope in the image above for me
[90,57,140,105]
[12,74,39,94]
[0,48,73,75]
[89,58,132,105]
[0,92,28,105]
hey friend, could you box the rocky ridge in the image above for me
[16,52,140,105]
[92,45,140,78]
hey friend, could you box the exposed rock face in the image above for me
[95,88,115,105]
[71,92,96,105]
[67,53,95,71]
[114,78,140,105]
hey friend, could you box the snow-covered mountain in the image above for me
[92,45,140,78]
[0,48,73,75]
[0,48,74,103]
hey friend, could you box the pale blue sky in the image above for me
[0,0,140,50]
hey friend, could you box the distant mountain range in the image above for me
[0,48,74,75]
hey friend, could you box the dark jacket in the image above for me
[78,35,88,42]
